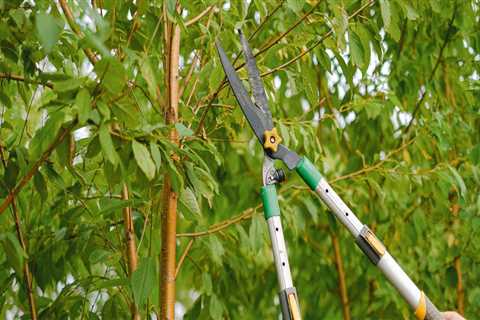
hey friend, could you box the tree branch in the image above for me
[185,5,215,27]
[0,124,74,216]
[260,0,374,78]
[195,0,373,136]
[256,1,322,57]
[402,7,456,136]
[121,183,140,320]
[175,239,194,278]
[248,1,285,41]
[454,256,465,315]
[330,138,415,184]
[0,149,37,320]
[59,0,98,65]
[176,205,260,238]
[0,72,53,88]
[331,232,350,320]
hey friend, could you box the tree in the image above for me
[0,0,479,319]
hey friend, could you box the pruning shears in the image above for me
[215,31,443,320]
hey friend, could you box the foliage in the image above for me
[0,0,479,319]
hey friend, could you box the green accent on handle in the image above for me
[295,157,322,190]
[261,185,280,220]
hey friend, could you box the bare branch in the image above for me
[175,239,194,278]
[176,205,260,238]
[185,5,215,27]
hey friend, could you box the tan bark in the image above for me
[11,199,37,320]
[122,184,140,320]
[331,233,350,320]
[454,257,465,315]
[160,3,181,318]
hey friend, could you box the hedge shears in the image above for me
[215,31,443,320]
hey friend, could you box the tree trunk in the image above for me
[159,2,181,318]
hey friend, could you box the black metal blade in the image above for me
[238,30,274,129]
[215,40,267,144]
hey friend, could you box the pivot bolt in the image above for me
[263,128,282,152]
[274,168,286,183]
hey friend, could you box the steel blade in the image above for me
[215,40,267,144]
[239,30,274,129]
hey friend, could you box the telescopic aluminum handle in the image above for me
[261,185,302,320]
[295,157,443,320]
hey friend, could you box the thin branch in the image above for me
[59,0,98,64]
[248,1,285,40]
[454,256,465,315]
[256,1,322,57]
[185,5,215,27]
[175,239,194,278]
[0,124,74,216]
[331,232,350,320]
[330,138,415,184]
[179,52,199,99]
[260,0,375,78]
[176,205,260,238]
[194,0,373,135]
[0,73,53,88]
[402,7,456,136]
[0,151,37,320]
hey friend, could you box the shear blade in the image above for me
[215,40,270,144]
[238,30,274,129]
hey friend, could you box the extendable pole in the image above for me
[261,184,302,320]
[296,157,443,320]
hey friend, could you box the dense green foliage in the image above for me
[0,0,479,319]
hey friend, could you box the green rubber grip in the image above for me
[261,185,280,220]
[295,157,322,190]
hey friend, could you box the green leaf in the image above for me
[202,273,212,296]
[365,101,383,119]
[175,123,193,137]
[209,63,224,92]
[350,31,365,68]
[208,236,224,266]
[53,78,83,92]
[166,0,177,21]
[380,0,401,41]
[95,58,126,94]
[131,257,156,307]
[75,88,91,125]
[180,187,200,215]
[287,0,303,14]
[102,294,129,319]
[469,144,480,164]
[379,0,391,29]
[33,170,48,202]
[89,249,111,264]
[149,142,162,170]
[97,100,111,120]
[140,56,157,100]
[36,13,62,53]
[448,166,467,198]
[332,5,348,50]
[99,123,118,166]
[132,140,156,180]
[0,232,27,277]
[209,294,223,319]
[30,111,66,160]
